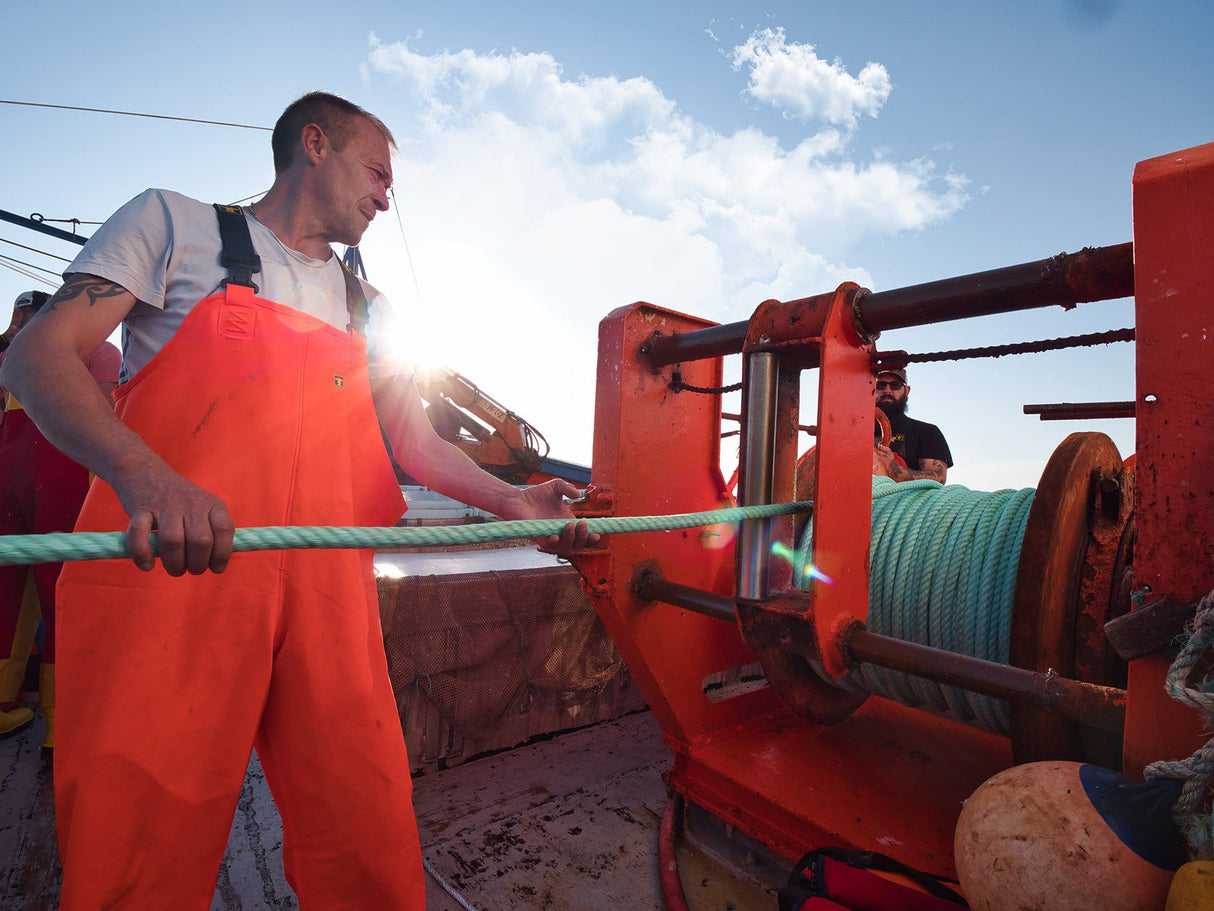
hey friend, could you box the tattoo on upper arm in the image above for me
[47,275,129,311]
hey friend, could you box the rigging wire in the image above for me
[0,99,271,132]
[0,237,72,264]
[29,214,102,228]
[0,259,56,287]
[388,188,424,303]
[6,100,427,315]
[0,253,61,280]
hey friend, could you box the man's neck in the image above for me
[247,187,334,262]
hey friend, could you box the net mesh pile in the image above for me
[377,565,645,772]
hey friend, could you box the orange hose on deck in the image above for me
[659,793,691,911]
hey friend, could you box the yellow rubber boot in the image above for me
[0,571,41,702]
[0,655,28,706]
[0,573,39,737]
[39,662,54,751]
[0,701,33,736]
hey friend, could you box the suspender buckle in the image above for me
[213,204,262,293]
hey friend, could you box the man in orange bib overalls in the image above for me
[1,92,593,910]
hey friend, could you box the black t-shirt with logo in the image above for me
[879,411,953,469]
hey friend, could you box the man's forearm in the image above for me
[422,439,525,516]
[371,363,524,517]
[903,458,947,484]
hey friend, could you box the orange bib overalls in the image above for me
[54,275,422,909]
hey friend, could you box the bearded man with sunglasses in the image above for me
[873,366,952,483]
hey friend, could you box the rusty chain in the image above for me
[902,327,1135,364]
[668,328,1134,395]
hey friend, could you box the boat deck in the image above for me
[1,709,778,910]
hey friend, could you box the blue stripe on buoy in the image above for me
[1079,763,1188,870]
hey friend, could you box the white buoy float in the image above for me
[954,761,1188,911]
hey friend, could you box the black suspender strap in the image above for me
[213,203,262,291]
[213,202,369,334]
[340,260,370,336]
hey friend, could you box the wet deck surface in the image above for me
[414,710,670,910]
[1,709,776,910]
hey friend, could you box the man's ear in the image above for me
[300,122,328,165]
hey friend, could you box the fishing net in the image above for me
[377,564,646,772]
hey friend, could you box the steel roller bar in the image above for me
[857,242,1134,333]
[1023,401,1136,420]
[846,629,1126,734]
[638,322,747,370]
[737,352,777,601]
[642,242,1134,367]
[635,577,1125,732]
[636,575,737,623]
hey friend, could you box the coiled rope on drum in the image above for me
[795,476,1036,737]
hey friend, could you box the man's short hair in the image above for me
[13,290,50,312]
[271,92,396,173]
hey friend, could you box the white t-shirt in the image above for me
[67,189,399,382]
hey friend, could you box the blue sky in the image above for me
[3,1,1211,490]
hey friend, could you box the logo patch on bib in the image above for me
[217,304,256,339]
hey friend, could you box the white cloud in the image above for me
[360,31,966,464]
[729,27,892,127]
[367,36,673,148]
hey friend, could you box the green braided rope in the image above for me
[0,501,812,567]
[1144,588,1214,860]
[795,476,1035,737]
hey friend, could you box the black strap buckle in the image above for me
[213,203,262,292]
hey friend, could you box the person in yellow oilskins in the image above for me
[0,573,40,737]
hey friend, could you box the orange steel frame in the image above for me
[569,142,1214,878]
[1123,143,1214,776]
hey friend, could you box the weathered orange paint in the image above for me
[1124,142,1214,775]
[571,293,1008,878]
[571,142,1214,883]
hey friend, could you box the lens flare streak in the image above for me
[770,541,834,587]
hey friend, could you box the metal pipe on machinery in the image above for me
[634,575,1126,733]
[640,243,1135,367]
[736,352,778,601]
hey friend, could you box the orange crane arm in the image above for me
[411,365,550,485]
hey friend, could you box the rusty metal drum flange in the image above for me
[1009,431,1131,766]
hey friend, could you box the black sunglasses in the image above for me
[875,380,904,391]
